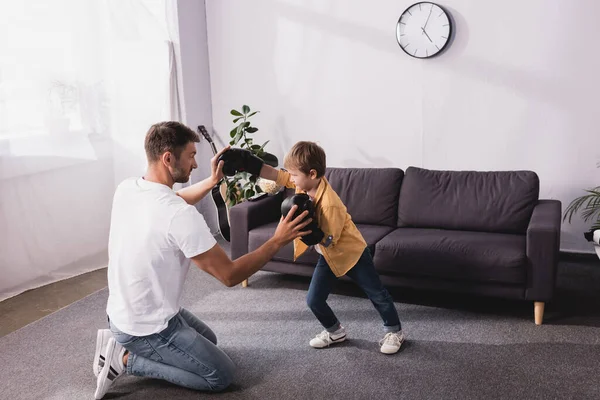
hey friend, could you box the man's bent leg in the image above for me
[179,308,217,345]
[110,314,235,392]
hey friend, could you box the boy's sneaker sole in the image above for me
[309,333,347,348]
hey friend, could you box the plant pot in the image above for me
[584,229,600,259]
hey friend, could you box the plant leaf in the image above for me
[260,140,270,149]
[245,189,255,198]
[230,127,238,138]
[246,127,258,133]
[242,105,250,114]
[563,189,600,223]
[231,109,243,116]
[232,117,243,123]
[233,132,243,144]
[247,111,259,118]
[255,185,263,193]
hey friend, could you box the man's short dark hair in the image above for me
[144,121,200,162]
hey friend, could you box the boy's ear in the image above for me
[309,169,318,179]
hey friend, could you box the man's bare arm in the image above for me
[176,176,219,205]
[176,145,230,205]
[191,206,310,286]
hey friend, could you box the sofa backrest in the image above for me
[397,167,539,234]
[324,168,404,227]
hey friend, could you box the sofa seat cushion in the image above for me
[248,222,394,265]
[373,228,527,284]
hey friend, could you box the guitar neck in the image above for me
[208,142,218,156]
[198,125,219,156]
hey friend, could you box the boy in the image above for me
[259,141,404,354]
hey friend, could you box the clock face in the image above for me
[396,2,452,59]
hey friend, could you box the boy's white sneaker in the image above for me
[309,327,346,348]
[379,331,405,354]
[94,338,126,399]
[93,329,113,377]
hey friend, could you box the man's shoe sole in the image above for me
[94,330,111,377]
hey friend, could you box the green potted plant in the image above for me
[563,173,600,253]
[224,105,279,206]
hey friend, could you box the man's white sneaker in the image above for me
[94,338,126,399]
[93,329,113,377]
[379,331,405,354]
[309,327,346,348]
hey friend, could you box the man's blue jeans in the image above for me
[109,308,235,392]
[307,247,401,333]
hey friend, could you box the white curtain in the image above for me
[0,0,183,301]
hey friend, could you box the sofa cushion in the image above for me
[398,167,539,234]
[373,228,527,284]
[325,168,404,227]
[248,222,394,266]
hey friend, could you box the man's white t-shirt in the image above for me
[106,177,216,336]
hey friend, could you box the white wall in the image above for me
[205,0,600,253]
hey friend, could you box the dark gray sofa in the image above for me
[230,166,561,325]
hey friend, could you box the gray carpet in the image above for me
[2,256,600,400]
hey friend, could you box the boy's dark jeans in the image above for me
[306,247,401,333]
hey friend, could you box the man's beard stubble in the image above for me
[171,162,191,184]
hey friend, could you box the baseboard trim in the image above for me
[559,251,598,262]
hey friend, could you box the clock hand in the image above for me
[423,4,433,30]
[421,27,433,43]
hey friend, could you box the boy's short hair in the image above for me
[284,141,327,177]
[144,121,199,163]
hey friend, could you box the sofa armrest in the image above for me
[230,190,285,259]
[525,200,562,301]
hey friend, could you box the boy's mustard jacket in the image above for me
[276,170,367,277]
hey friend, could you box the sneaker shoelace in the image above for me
[380,332,400,347]
[316,330,332,343]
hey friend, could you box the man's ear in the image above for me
[161,151,173,167]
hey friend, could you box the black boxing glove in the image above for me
[281,193,325,246]
[218,148,264,176]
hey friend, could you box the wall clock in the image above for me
[396,2,452,59]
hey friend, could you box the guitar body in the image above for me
[198,125,231,242]
[211,184,230,241]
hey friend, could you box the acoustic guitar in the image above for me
[197,125,231,242]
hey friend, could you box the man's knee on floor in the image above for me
[207,363,235,392]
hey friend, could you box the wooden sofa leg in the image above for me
[242,279,248,288]
[534,302,544,325]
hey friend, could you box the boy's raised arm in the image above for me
[260,164,296,189]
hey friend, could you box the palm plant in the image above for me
[563,165,600,239]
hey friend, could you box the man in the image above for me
[94,121,310,399]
